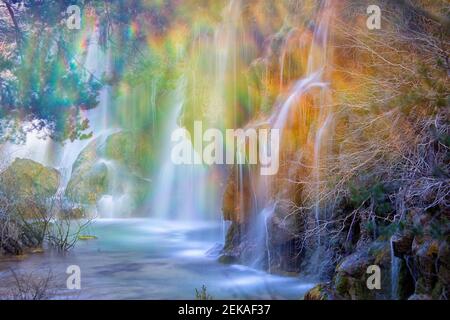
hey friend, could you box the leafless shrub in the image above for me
[281,1,449,257]
[0,189,92,254]
[3,269,54,300]
[0,191,51,255]
[46,196,92,252]
[0,193,22,255]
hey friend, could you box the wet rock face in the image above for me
[65,136,108,204]
[305,208,449,300]
[337,250,375,278]
[410,237,448,298]
[221,167,253,224]
[221,168,304,273]
[268,202,300,246]
[391,231,414,257]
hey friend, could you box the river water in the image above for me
[0,219,314,299]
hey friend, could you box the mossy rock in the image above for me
[0,158,60,199]
[103,131,153,175]
[337,250,375,278]
[78,235,98,241]
[66,162,109,204]
[218,254,238,265]
[65,132,152,208]
[303,283,333,300]
[0,159,60,219]
[334,273,350,297]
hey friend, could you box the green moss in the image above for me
[218,254,238,265]
[78,235,98,241]
[304,284,330,300]
[335,273,350,296]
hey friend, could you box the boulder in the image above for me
[0,159,60,219]
[66,161,109,204]
[332,241,392,299]
[65,131,152,211]
[65,135,105,204]
[103,131,153,176]
[0,158,60,199]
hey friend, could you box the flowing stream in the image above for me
[0,219,315,299]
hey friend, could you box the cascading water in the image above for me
[390,236,401,300]
[148,0,241,224]
[313,113,333,245]
[54,26,112,195]
[210,0,241,125]
[0,1,331,299]
[246,0,335,272]
[2,24,117,216]
[149,81,218,221]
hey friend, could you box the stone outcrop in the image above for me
[0,158,60,199]
[305,209,449,300]
[0,158,60,219]
[65,131,152,215]
[65,135,108,204]
[220,166,303,273]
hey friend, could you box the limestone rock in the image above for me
[0,158,60,199]
[337,250,375,278]
[65,131,152,209]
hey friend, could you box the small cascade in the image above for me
[243,0,335,271]
[270,71,327,131]
[313,113,333,245]
[262,203,276,272]
[390,237,401,300]
[96,159,132,218]
[149,81,218,221]
[209,0,241,124]
[55,25,114,199]
[2,24,117,218]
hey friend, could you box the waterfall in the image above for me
[243,1,334,272]
[262,202,276,272]
[209,0,241,125]
[2,24,115,214]
[149,80,219,221]
[56,25,115,201]
[149,0,241,223]
[313,113,333,245]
